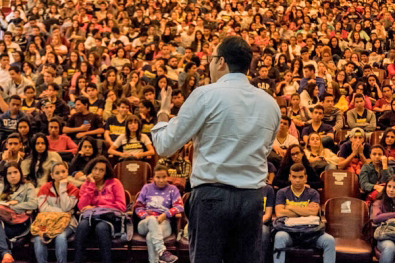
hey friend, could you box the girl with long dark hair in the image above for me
[21,133,62,188]
[273,144,322,189]
[108,115,155,160]
[380,128,395,160]
[0,162,37,263]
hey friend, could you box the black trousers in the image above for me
[186,184,264,263]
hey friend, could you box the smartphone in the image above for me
[83,120,89,125]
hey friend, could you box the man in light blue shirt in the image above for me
[151,36,281,263]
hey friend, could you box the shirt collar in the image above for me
[216,73,250,85]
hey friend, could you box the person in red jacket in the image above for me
[74,156,126,263]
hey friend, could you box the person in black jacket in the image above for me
[273,144,323,190]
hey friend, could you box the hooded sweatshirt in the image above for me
[78,178,126,212]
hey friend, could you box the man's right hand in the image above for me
[80,123,91,131]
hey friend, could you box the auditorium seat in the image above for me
[114,161,152,202]
[324,197,372,263]
[369,131,384,146]
[320,170,360,207]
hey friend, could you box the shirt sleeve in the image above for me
[310,189,320,204]
[266,186,275,208]
[113,134,124,149]
[151,88,209,156]
[141,134,152,146]
[275,189,286,206]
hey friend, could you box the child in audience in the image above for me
[0,162,37,263]
[21,133,62,188]
[372,175,395,263]
[108,115,155,161]
[74,156,126,263]
[135,165,184,263]
[34,162,79,263]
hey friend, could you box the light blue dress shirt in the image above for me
[151,73,281,189]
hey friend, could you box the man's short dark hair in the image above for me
[313,104,324,112]
[75,96,89,106]
[354,93,365,101]
[184,62,196,73]
[9,66,21,73]
[0,54,9,60]
[290,163,306,173]
[172,89,183,97]
[111,27,120,34]
[49,117,63,134]
[48,83,60,91]
[281,116,291,126]
[9,95,21,102]
[118,98,131,109]
[383,85,392,91]
[86,83,97,90]
[303,64,315,72]
[143,86,155,95]
[216,36,252,75]
[323,93,334,101]
[7,132,22,143]
[363,64,372,70]
[301,47,309,54]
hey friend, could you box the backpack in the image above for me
[374,218,395,241]
[273,216,325,248]
[30,212,71,244]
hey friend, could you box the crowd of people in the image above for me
[3,0,395,262]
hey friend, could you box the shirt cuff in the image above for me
[151,122,169,132]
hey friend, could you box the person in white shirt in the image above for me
[109,27,130,49]
[180,24,196,48]
[3,31,21,53]
[272,116,299,158]
[84,29,101,50]
[151,36,280,263]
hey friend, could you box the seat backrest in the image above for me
[373,68,385,84]
[324,197,369,239]
[370,131,384,146]
[335,129,351,144]
[321,170,360,205]
[114,161,152,202]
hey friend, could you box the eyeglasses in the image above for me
[208,55,221,63]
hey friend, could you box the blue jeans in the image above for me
[273,231,335,263]
[74,218,114,263]
[262,224,271,263]
[137,217,172,263]
[378,240,395,263]
[34,226,74,263]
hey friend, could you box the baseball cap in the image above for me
[349,128,365,138]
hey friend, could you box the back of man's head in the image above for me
[217,36,252,75]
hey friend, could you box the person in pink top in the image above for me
[74,156,126,263]
[47,118,78,155]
